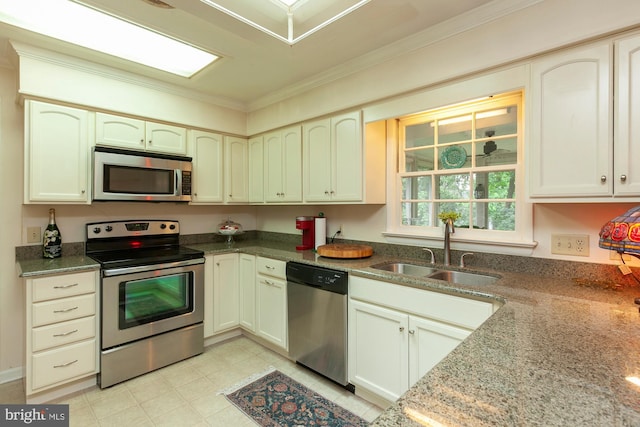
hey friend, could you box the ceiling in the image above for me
[0,0,533,111]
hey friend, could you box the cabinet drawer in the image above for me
[31,339,96,391]
[32,294,96,327]
[256,257,286,279]
[350,276,494,330]
[31,271,96,302]
[32,316,96,352]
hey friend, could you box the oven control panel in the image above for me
[86,220,179,239]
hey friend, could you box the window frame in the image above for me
[384,91,534,254]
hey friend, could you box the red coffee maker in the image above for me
[295,216,315,250]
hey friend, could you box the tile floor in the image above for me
[0,336,384,426]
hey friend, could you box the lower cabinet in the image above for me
[255,257,288,350]
[25,270,100,399]
[348,276,494,403]
[239,254,256,332]
[212,253,240,333]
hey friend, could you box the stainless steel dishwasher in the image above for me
[287,262,351,388]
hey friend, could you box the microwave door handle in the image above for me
[175,170,180,195]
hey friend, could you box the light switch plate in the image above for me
[26,226,41,244]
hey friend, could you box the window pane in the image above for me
[437,174,470,200]
[405,148,434,172]
[436,202,469,227]
[473,202,515,231]
[438,143,471,170]
[475,137,518,166]
[475,105,517,139]
[402,202,432,226]
[402,176,432,200]
[473,171,516,199]
[438,115,472,144]
[405,122,435,148]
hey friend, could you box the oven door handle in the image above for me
[102,258,205,277]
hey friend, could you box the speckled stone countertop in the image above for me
[16,239,640,425]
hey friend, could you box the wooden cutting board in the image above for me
[317,244,373,259]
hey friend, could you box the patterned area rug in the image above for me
[221,368,368,426]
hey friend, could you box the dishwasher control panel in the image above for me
[286,262,348,294]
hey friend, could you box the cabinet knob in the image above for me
[140,139,144,144]
[148,140,153,144]
[601,175,607,183]
[399,326,405,332]
[621,174,627,182]
[409,330,415,335]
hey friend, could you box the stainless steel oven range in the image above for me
[86,220,205,388]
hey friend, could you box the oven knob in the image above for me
[93,227,101,234]
[169,224,176,230]
[160,224,167,229]
[105,226,113,232]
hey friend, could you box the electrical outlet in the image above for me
[551,234,590,257]
[609,250,640,266]
[27,226,41,244]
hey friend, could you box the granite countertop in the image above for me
[16,240,640,425]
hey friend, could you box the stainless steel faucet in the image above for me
[443,218,454,266]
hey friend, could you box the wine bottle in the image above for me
[43,208,62,259]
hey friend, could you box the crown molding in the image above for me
[247,0,542,112]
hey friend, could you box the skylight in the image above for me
[0,0,219,78]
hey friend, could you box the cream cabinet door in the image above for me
[213,253,239,332]
[145,122,187,155]
[303,118,333,201]
[529,42,612,198]
[239,254,256,332]
[256,274,287,349]
[348,299,408,403]
[95,112,145,151]
[248,136,265,203]
[614,33,640,196]
[331,111,362,201]
[224,136,249,202]
[190,130,223,203]
[26,101,91,203]
[407,315,470,388]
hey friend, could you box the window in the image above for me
[393,92,527,246]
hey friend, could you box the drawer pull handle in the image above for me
[266,265,275,270]
[265,280,274,286]
[53,283,79,289]
[53,359,78,368]
[53,306,78,313]
[53,329,78,337]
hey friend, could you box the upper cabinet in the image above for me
[248,136,265,203]
[25,100,92,204]
[96,112,187,155]
[303,111,385,204]
[529,33,640,201]
[224,136,249,203]
[263,126,302,203]
[189,130,224,204]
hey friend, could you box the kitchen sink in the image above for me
[370,262,438,276]
[426,270,498,286]
[371,262,498,286]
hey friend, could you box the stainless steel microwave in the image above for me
[93,147,192,202]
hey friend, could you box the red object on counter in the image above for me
[295,216,315,250]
